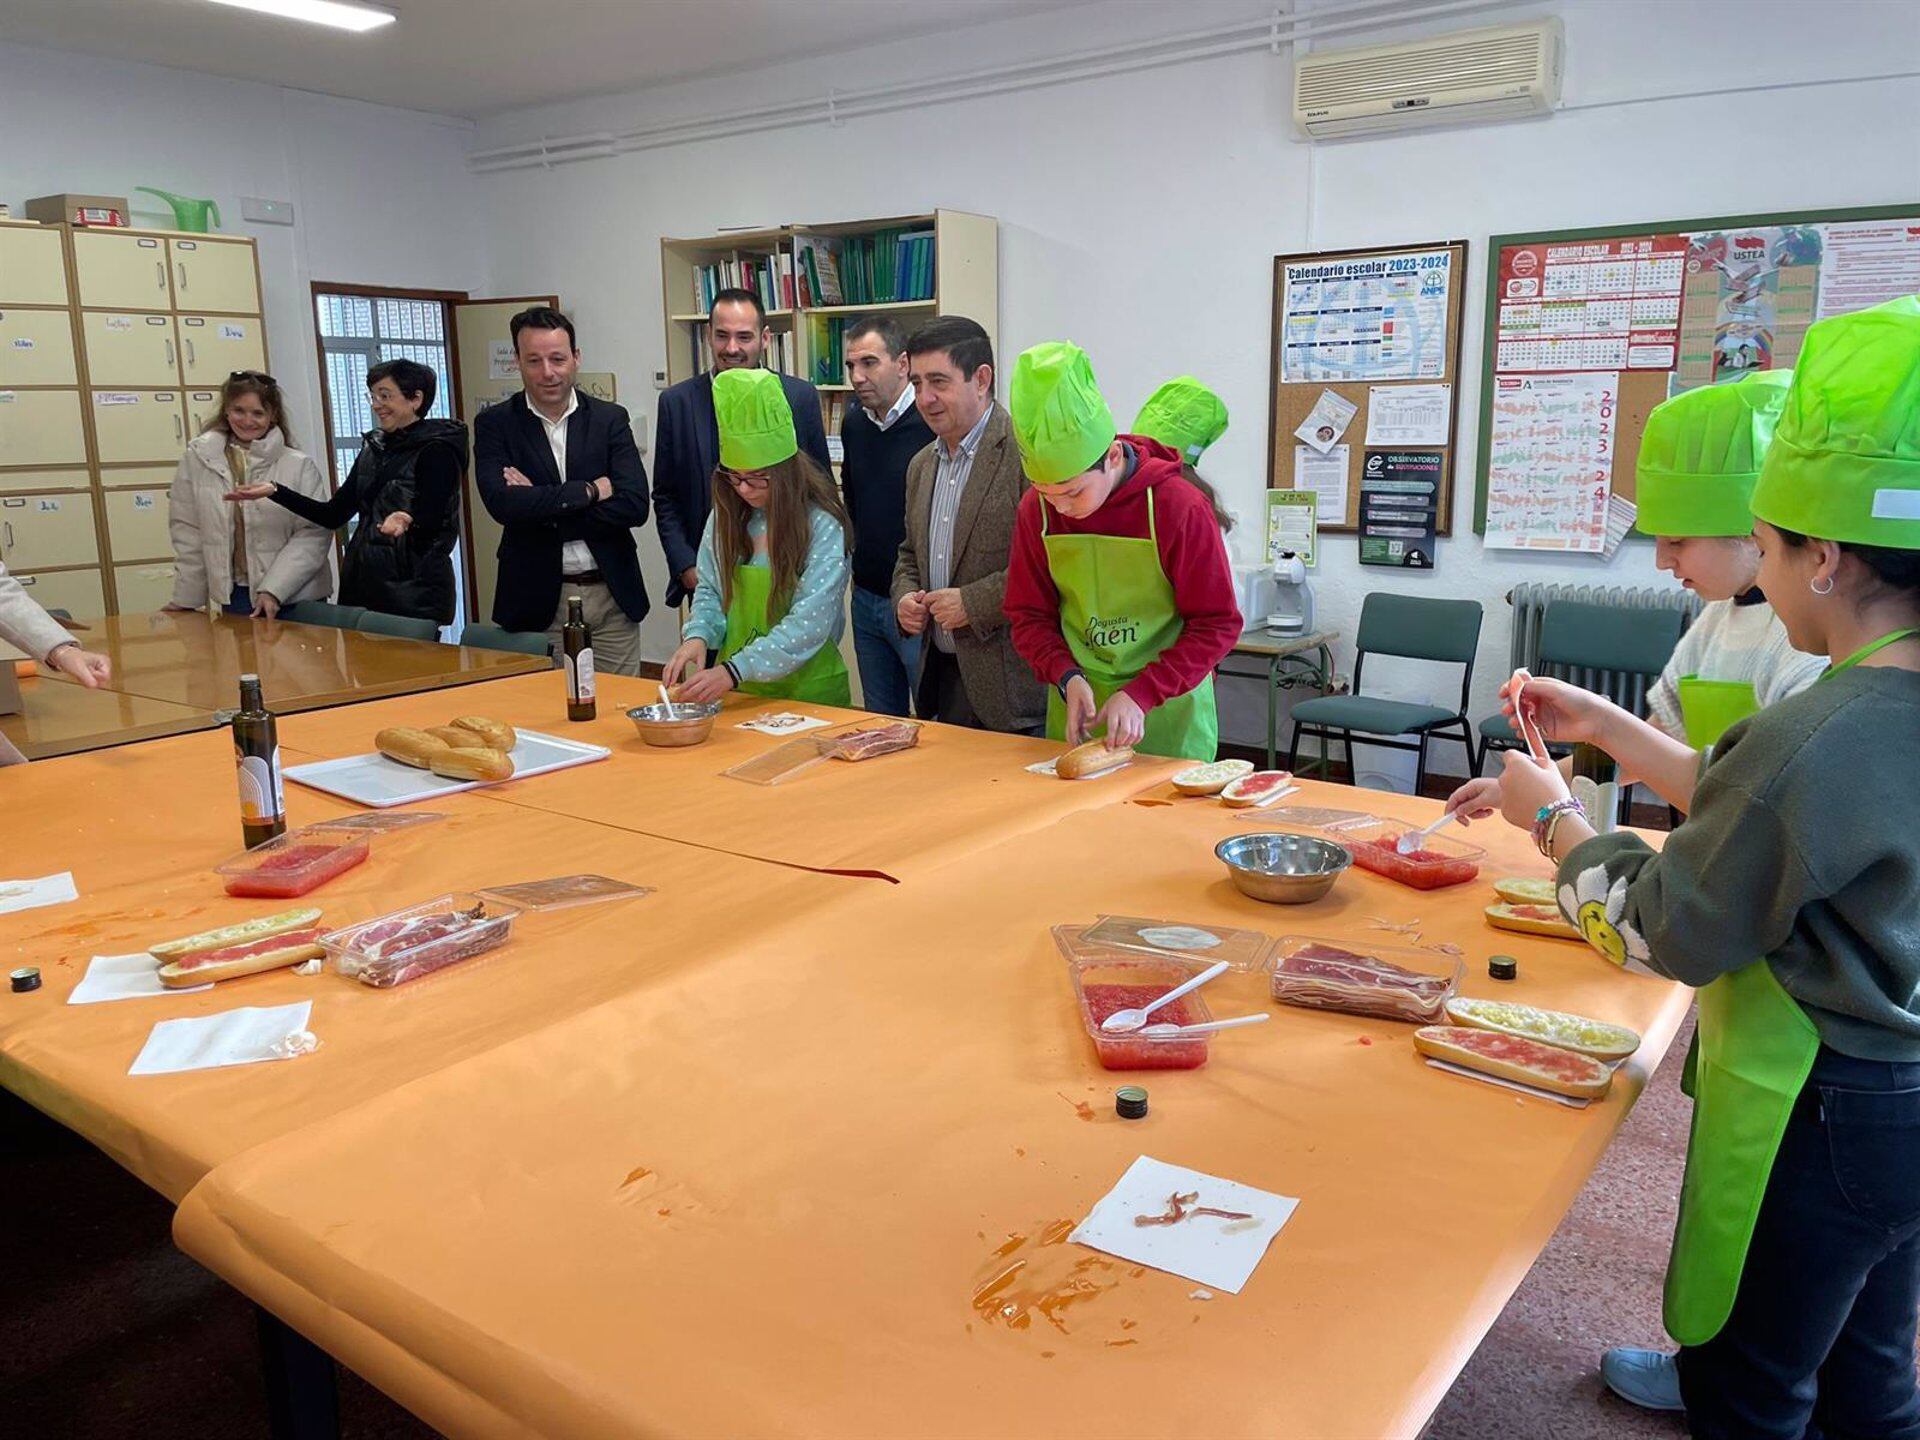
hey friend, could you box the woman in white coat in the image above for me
[167,371,335,618]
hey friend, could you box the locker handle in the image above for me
[165,338,176,368]
[173,413,184,442]
[156,260,166,290]
[184,338,196,367]
[3,522,12,552]
[177,262,189,291]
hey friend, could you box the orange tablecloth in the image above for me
[270,670,1178,880]
[174,781,1688,1439]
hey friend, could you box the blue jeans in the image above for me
[1678,1048,1920,1440]
[851,585,920,718]
[225,584,252,617]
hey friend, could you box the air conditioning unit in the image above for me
[1293,19,1563,140]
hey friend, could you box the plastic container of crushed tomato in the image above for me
[1324,817,1485,890]
[1060,939,1218,1071]
[216,830,371,898]
[322,893,515,988]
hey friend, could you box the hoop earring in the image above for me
[1811,575,1834,596]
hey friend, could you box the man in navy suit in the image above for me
[651,287,832,605]
[474,306,651,672]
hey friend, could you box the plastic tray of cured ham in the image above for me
[1268,935,1463,1024]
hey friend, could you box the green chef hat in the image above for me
[713,367,798,471]
[1132,377,1229,464]
[1010,342,1117,486]
[1635,370,1793,537]
[1751,295,1920,550]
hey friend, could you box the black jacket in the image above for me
[473,391,651,632]
[651,370,832,605]
[272,417,466,624]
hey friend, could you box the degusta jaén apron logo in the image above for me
[1085,613,1139,649]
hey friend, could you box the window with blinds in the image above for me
[313,291,455,486]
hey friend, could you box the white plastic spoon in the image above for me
[659,681,673,707]
[1396,810,1461,854]
[1141,1012,1272,1037]
[1100,960,1230,1033]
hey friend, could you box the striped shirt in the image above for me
[927,401,994,654]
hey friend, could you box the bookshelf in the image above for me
[658,209,998,438]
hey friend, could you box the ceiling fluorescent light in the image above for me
[206,0,398,33]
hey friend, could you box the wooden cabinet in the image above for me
[0,307,78,386]
[11,567,105,618]
[104,487,174,561]
[0,223,71,305]
[178,314,265,385]
[92,390,188,465]
[72,230,173,310]
[169,237,259,314]
[0,390,88,467]
[113,561,178,612]
[0,491,100,569]
[79,311,181,387]
[0,468,89,495]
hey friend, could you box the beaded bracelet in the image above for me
[1534,798,1588,859]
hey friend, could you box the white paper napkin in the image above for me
[129,1001,314,1077]
[738,712,830,736]
[1070,1155,1298,1295]
[0,872,78,917]
[70,953,211,1004]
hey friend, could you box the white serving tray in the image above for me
[285,730,611,808]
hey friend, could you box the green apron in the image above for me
[717,561,851,706]
[1677,677,1759,750]
[1041,488,1217,762]
[1663,626,1918,1346]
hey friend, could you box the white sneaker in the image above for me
[1601,1346,1685,1412]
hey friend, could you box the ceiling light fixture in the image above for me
[205,0,398,34]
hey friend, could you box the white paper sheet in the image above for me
[1071,1155,1298,1295]
[1294,444,1350,525]
[1292,389,1357,454]
[1601,492,1639,561]
[1365,384,1452,445]
[129,1001,314,1076]
[70,953,210,1004]
[0,872,78,917]
[737,712,831,736]
[1025,757,1132,780]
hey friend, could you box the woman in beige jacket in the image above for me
[167,372,335,618]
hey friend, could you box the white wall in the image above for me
[468,0,1919,775]
[0,41,488,471]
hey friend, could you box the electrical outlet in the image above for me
[652,370,669,390]
[241,196,295,226]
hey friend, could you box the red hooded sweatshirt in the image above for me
[1005,435,1243,710]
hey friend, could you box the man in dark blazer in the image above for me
[474,306,651,672]
[891,316,1045,735]
[652,287,832,606]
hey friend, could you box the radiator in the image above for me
[1505,582,1701,717]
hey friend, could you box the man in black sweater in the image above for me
[840,315,935,715]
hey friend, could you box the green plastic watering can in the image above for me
[135,187,221,233]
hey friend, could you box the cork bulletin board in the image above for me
[1473,204,1920,552]
[1266,239,1469,540]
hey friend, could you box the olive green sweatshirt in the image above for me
[1559,665,1920,1061]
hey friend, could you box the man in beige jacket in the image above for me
[891,317,1045,734]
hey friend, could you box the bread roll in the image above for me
[450,716,516,752]
[1414,1024,1613,1099]
[428,746,515,782]
[426,725,490,750]
[376,727,451,769]
[1057,739,1133,779]
[1484,902,1583,941]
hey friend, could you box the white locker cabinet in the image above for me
[103,487,173,560]
[169,238,259,315]
[179,314,266,385]
[0,491,100,569]
[12,567,105,618]
[72,231,173,310]
[185,389,223,436]
[0,308,79,386]
[0,224,71,306]
[0,389,88,467]
[80,312,181,387]
[92,390,189,465]
[114,561,178,612]
[0,468,89,496]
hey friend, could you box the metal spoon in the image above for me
[1099,960,1230,1033]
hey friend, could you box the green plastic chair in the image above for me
[460,622,553,660]
[355,610,441,642]
[1477,600,1684,768]
[1287,593,1483,793]
[278,601,368,630]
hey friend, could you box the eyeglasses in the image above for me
[229,369,278,386]
[720,467,770,490]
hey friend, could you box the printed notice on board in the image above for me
[1364,384,1451,446]
[1484,372,1617,553]
[489,340,517,380]
[1817,221,1920,320]
[1496,236,1686,374]
[1280,250,1452,384]
[1265,489,1317,568]
[1674,227,1822,389]
[1292,388,1357,454]
[1293,444,1349,525]
[1358,451,1440,569]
